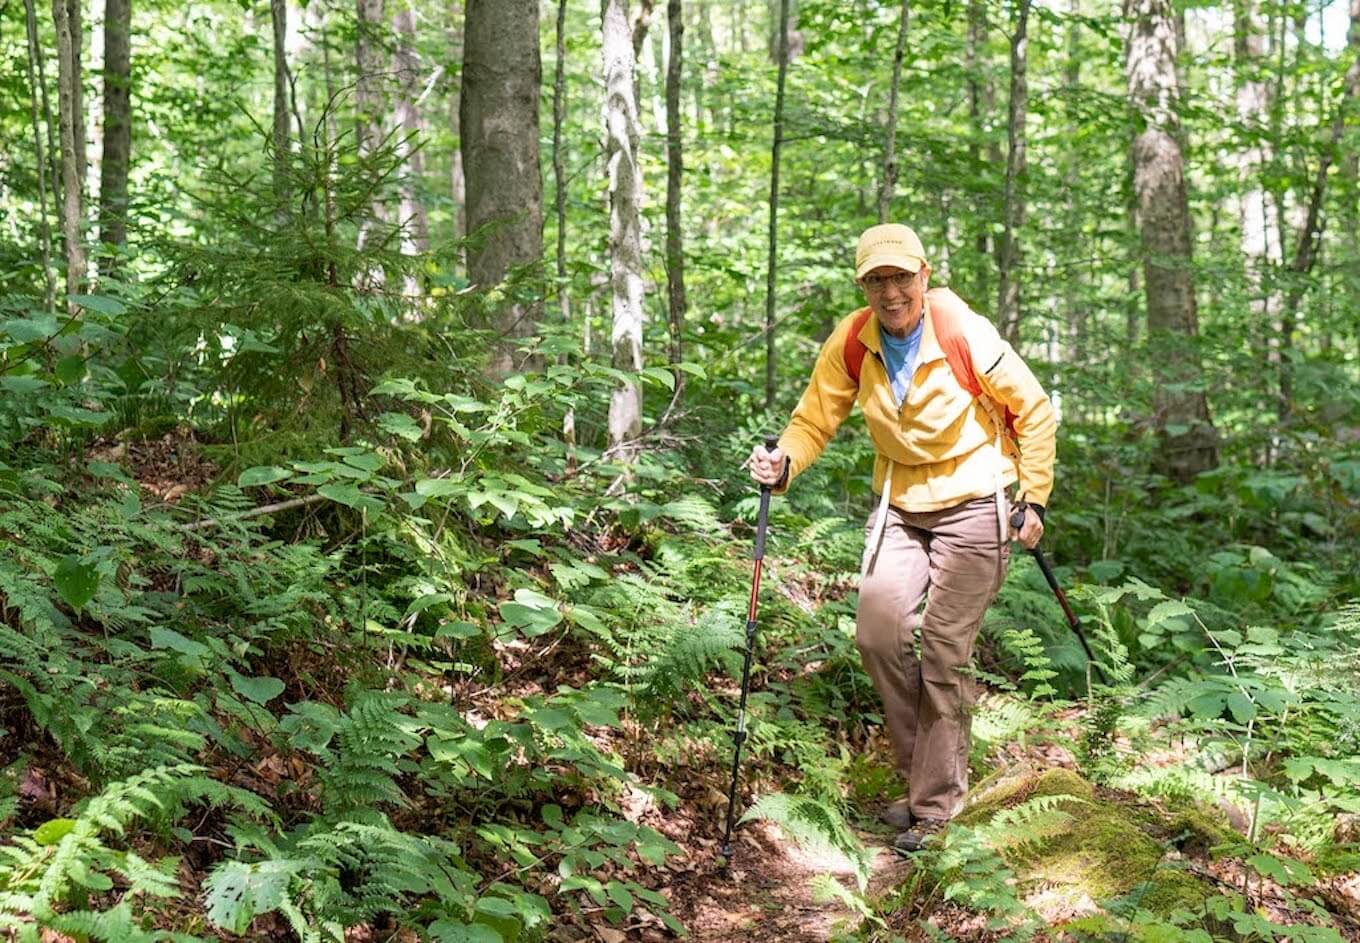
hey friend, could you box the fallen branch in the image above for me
[180,493,329,532]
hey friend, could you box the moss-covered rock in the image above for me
[1031,767,1095,803]
[954,766,1221,921]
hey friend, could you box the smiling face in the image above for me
[861,263,931,338]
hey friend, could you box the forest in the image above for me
[1,0,1359,939]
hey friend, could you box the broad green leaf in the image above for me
[436,620,482,640]
[1145,599,1195,628]
[317,483,384,512]
[1226,692,1256,724]
[149,626,211,660]
[606,880,634,912]
[416,476,464,497]
[377,411,424,441]
[54,355,86,385]
[69,293,126,316]
[231,673,286,704]
[54,555,99,610]
[238,465,292,487]
[33,818,77,846]
[472,896,517,918]
[0,375,48,393]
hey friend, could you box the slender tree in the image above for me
[764,0,791,410]
[996,0,1030,342]
[462,0,543,375]
[23,0,56,309]
[877,0,909,223]
[602,0,645,456]
[270,0,289,203]
[447,1,465,255]
[99,0,131,252]
[52,0,86,305]
[393,0,429,289]
[356,0,386,261]
[664,0,686,392]
[66,0,85,187]
[553,0,568,325]
[1126,0,1217,479]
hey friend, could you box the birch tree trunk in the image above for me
[462,0,543,376]
[99,0,130,252]
[665,0,686,390]
[764,0,791,411]
[1126,0,1217,480]
[877,0,909,223]
[602,0,645,456]
[53,0,86,305]
[393,0,428,295]
[270,0,289,204]
[967,0,1001,301]
[996,0,1030,343]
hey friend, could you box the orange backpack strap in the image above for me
[843,307,875,383]
[929,290,1019,438]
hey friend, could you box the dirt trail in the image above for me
[666,820,909,942]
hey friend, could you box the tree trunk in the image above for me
[1279,0,1360,413]
[967,0,1000,302]
[393,0,428,294]
[553,0,569,325]
[356,0,386,261]
[665,0,686,392]
[1126,0,1217,481]
[52,0,85,306]
[270,0,289,204]
[98,0,130,251]
[764,0,791,411]
[602,0,645,456]
[877,0,909,223]
[447,0,465,257]
[462,0,544,375]
[66,0,85,187]
[23,0,56,309]
[996,0,1030,343]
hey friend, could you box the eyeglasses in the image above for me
[860,271,917,293]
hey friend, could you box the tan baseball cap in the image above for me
[855,224,927,278]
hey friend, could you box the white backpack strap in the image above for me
[862,462,894,576]
[977,396,1010,547]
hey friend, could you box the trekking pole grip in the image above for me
[753,436,778,559]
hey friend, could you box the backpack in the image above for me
[842,288,1019,440]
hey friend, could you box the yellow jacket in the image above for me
[777,289,1057,512]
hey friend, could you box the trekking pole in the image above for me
[1009,505,1108,685]
[721,434,779,862]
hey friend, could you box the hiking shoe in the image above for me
[893,817,948,854]
[880,797,914,830]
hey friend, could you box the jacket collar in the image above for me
[856,298,946,365]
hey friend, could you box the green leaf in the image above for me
[1146,599,1195,628]
[377,411,424,441]
[238,465,292,487]
[231,673,286,705]
[473,896,518,918]
[606,879,634,912]
[1226,692,1256,724]
[149,626,211,660]
[69,293,126,316]
[54,355,86,385]
[641,366,676,391]
[340,450,386,472]
[436,620,483,640]
[499,602,562,638]
[416,476,464,497]
[33,818,77,846]
[317,483,384,512]
[54,555,99,611]
[0,375,49,393]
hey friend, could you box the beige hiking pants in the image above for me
[856,496,1010,820]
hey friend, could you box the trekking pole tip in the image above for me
[720,841,733,862]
